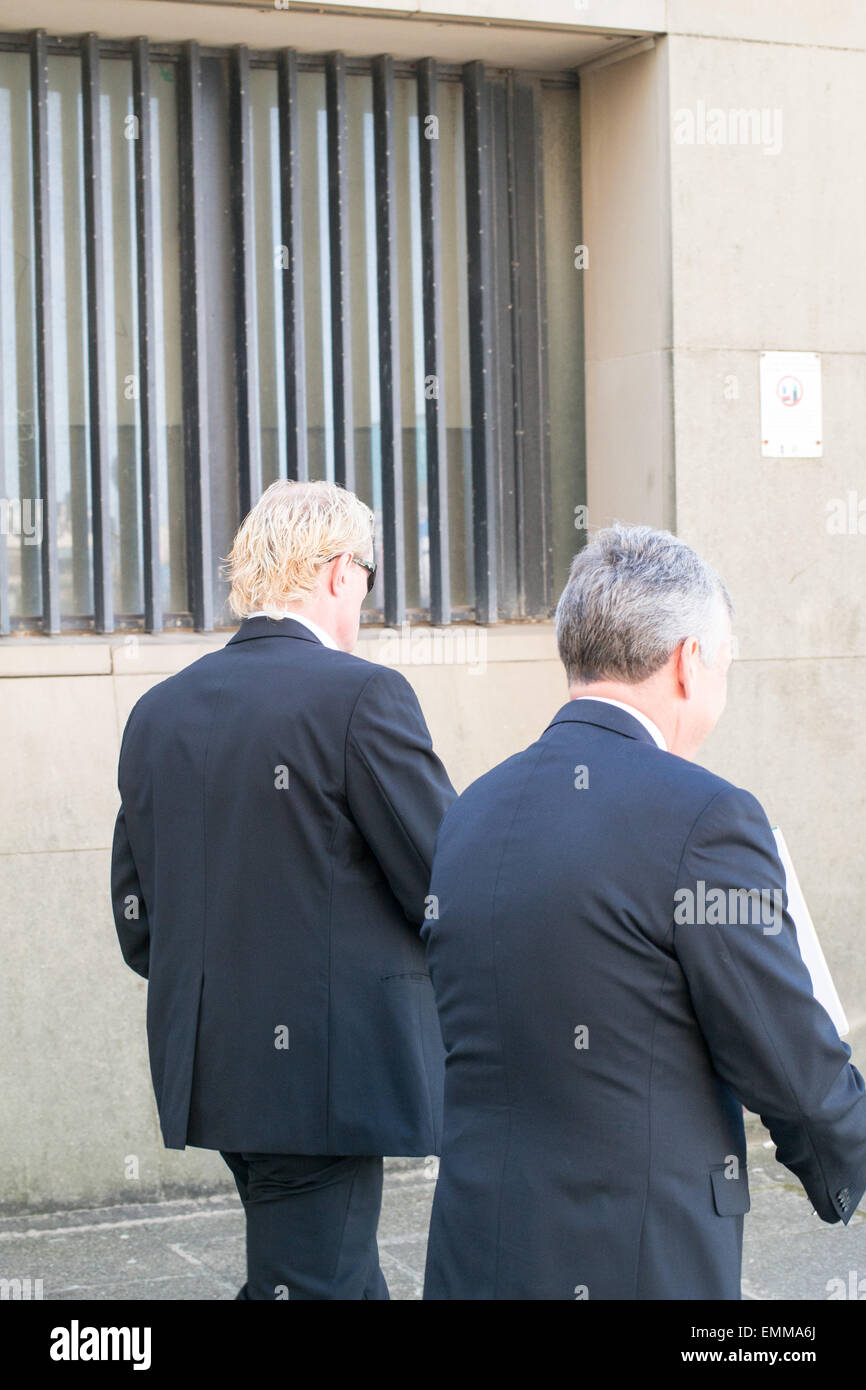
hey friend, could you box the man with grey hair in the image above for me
[422,523,866,1300]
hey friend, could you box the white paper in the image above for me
[772,826,848,1036]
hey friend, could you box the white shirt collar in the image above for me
[573,696,668,751]
[245,611,339,650]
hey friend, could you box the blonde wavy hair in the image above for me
[225,479,375,619]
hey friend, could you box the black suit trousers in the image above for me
[221,1151,389,1301]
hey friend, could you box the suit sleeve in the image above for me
[345,666,456,927]
[111,718,151,984]
[673,784,866,1224]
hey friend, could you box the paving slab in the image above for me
[1,1127,863,1301]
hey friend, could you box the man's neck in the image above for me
[248,607,340,650]
[569,681,673,751]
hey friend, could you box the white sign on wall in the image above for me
[760,351,822,458]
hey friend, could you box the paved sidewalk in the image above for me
[1,1123,863,1300]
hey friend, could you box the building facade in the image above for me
[1,0,865,1208]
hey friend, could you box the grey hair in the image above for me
[555,524,733,685]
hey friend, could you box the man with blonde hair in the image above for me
[112,480,455,1300]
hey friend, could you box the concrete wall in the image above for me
[0,0,653,67]
[667,27,866,1053]
[580,40,675,531]
[578,19,866,1061]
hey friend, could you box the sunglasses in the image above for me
[321,552,377,594]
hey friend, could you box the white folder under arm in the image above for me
[772,826,849,1037]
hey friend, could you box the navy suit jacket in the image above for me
[111,616,455,1156]
[422,699,866,1299]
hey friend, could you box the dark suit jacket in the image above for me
[111,616,455,1156]
[422,699,866,1300]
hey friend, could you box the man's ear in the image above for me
[676,636,700,700]
[326,552,352,597]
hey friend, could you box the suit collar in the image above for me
[227,616,323,646]
[544,697,659,748]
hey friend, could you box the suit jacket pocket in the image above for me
[710,1164,751,1216]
